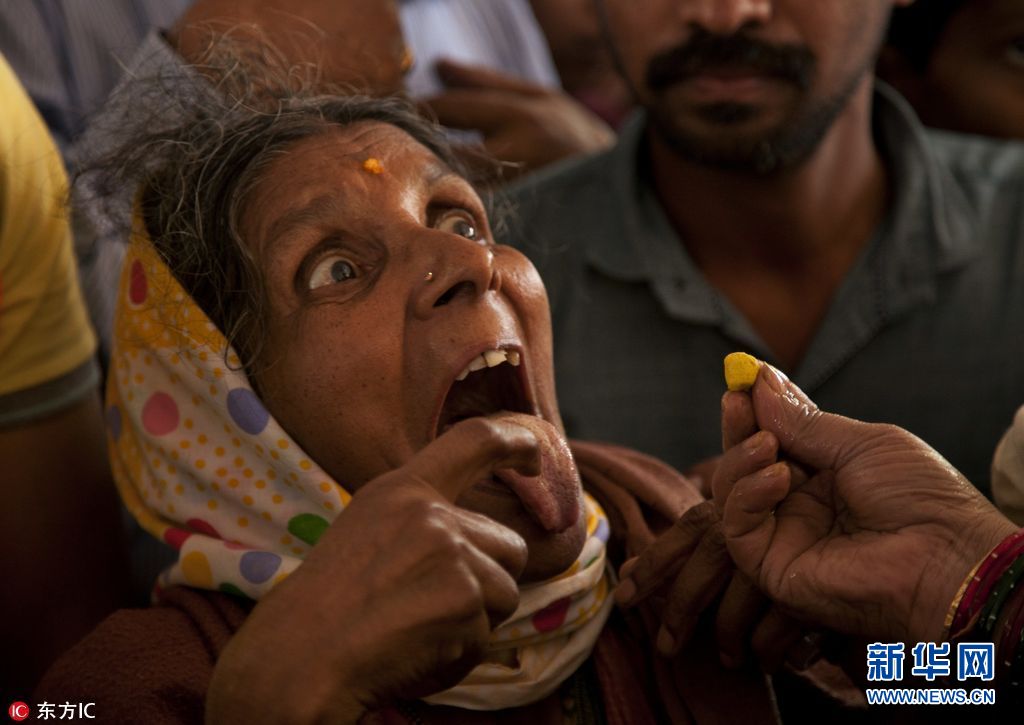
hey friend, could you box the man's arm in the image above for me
[1,389,128,697]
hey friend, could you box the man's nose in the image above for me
[679,0,772,36]
[410,235,501,320]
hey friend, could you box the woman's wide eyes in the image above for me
[436,212,480,241]
[308,255,358,290]
[304,211,482,290]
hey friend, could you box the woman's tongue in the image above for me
[488,412,581,533]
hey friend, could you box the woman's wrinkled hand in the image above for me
[715,365,1019,646]
[207,418,540,725]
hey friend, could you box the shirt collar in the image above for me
[584,82,983,336]
[870,82,981,314]
[583,112,729,326]
[580,110,655,283]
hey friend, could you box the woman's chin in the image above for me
[519,512,588,583]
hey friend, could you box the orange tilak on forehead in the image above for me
[400,46,414,73]
[362,157,384,175]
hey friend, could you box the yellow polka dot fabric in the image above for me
[107,218,349,600]
[108,220,612,709]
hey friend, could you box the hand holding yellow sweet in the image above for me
[723,352,761,391]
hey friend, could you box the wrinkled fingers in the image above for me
[615,500,717,607]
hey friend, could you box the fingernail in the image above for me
[786,632,824,671]
[759,462,783,479]
[762,365,785,394]
[614,579,636,606]
[657,628,675,656]
[743,431,767,453]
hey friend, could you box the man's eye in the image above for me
[436,213,480,241]
[308,255,358,289]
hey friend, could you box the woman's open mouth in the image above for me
[432,346,579,533]
[435,346,536,437]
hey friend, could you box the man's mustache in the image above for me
[646,30,815,92]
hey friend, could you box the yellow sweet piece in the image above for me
[723,352,761,391]
[362,157,384,174]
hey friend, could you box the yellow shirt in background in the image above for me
[0,53,97,414]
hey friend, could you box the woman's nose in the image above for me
[410,235,501,320]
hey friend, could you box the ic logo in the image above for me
[7,702,29,722]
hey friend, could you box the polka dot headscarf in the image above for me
[107,217,613,709]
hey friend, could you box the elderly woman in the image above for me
[35,63,791,723]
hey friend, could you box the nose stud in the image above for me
[424,271,434,282]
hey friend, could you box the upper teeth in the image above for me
[455,348,521,381]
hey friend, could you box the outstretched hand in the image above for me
[715,365,1018,644]
[422,60,615,178]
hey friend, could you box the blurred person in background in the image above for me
[528,0,634,129]
[880,0,1024,139]
[502,0,1024,510]
[0,52,127,702]
[0,1,190,153]
[401,0,617,178]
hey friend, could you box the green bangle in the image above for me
[979,554,1024,638]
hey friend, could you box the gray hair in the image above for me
[82,43,473,381]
